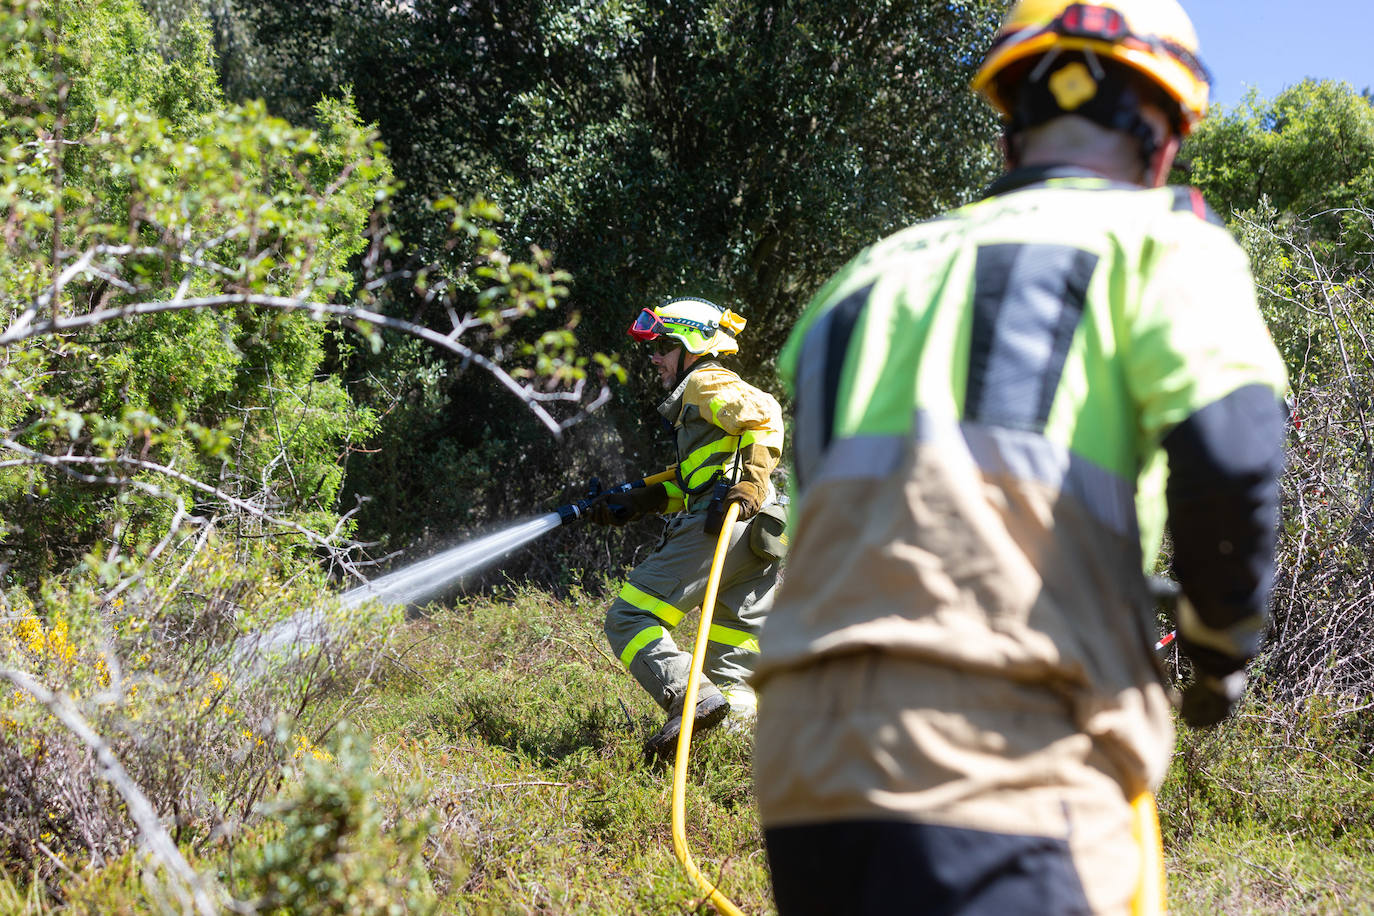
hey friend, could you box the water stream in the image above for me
[235,513,565,667]
[340,513,564,608]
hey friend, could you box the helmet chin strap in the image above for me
[673,350,715,390]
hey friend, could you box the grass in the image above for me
[356,582,772,914]
[1161,699,1374,915]
[361,585,1374,914]
[11,581,1374,913]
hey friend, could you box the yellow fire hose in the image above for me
[670,500,746,916]
[1131,791,1166,915]
[641,467,678,487]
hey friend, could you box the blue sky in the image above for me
[1187,0,1373,110]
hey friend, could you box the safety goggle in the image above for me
[626,308,718,342]
[628,308,670,342]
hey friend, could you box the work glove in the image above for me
[1180,670,1248,728]
[589,482,669,526]
[588,491,638,526]
[704,482,763,537]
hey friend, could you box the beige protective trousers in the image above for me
[603,508,778,715]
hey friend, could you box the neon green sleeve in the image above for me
[1123,216,1287,565]
[1124,218,1287,455]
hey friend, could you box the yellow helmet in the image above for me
[973,0,1210,135]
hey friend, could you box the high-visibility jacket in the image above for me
[657,359,784,514]
[755,166,1288,794]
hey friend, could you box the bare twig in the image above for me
[0,293,609,438]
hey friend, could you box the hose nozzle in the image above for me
[555,474,655,527]
[555,476,602,527]
[556,501,589,526]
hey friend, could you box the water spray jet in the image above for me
[341,513,564,609]
[233,470,676,667]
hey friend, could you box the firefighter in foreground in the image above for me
[591,297,785,756]
[753,1,1287,912]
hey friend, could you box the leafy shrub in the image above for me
[234,725,436,915]
[0,537,401,902]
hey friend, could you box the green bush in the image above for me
[235,725,436,915]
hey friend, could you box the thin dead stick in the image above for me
[0,293,610,437]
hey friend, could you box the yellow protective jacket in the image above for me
[757,167,1288,798]
[656,360,784,514]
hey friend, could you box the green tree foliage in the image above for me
[1,0,610,579]
[0,1,607,902]
[195,0,1005,555]
[1181,82,1374,707]
[0,0,385,577]
[1184,80,1374,238]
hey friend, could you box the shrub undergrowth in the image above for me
[1161,692,1374,915]
[0,535,403,909]
[5,577,1374,913]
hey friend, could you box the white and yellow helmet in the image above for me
[628,297,747,357]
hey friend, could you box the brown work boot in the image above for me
[644,688,728,758]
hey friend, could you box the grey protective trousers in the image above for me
[604,508,778,714]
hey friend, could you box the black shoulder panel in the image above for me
[965,243,1098,432]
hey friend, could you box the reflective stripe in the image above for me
[619,625,667,667]
[708,623,760,654]
[681,435,741,491]
[807,410,1138,539]
[812,434,905,483]
[618,582,685,626]
[684,435,739,468]
[719,683,757,713]
[966,243,1096,432]
[662,479,686,513]
[960,422,1137,540]
[740,428,784,451]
